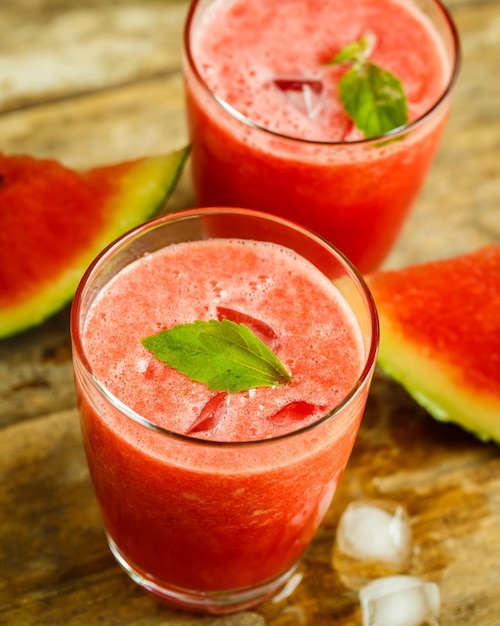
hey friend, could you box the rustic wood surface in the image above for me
[1,0,499,624]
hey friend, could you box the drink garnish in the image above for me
[216,306,278,349]
[186,391,229,434]
[328,35,409,139]
[141,319,291,393]
[268,400,322,423]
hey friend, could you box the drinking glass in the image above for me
[71,208,379,614]
[183,0,460,273]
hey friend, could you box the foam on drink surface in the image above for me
[82,239,364,443]
[191,0,450,141]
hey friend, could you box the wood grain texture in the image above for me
[1,0,500,624]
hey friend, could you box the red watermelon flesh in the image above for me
[0,148,189,338]
[367,245,500,444]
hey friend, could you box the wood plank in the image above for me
[384,0,500,268]
[0,0,190,113]
[0,307,74,427]
[0,74,189,168]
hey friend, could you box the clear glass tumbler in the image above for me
[71,208,379,614]
[183,0,460,273]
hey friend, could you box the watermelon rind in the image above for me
[375,314,500,444]
[0,147,190,339]
[367,246,500,445]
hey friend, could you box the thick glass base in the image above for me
[107,535,301,614]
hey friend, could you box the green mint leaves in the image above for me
[141,319,291,393]
[329,36,409,139]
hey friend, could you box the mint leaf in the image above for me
[331,37,369,65]
[141,319,291,393]
[330,37,408,139]
[339,63,409,138]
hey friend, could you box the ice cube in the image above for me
[272,76,324,119]
[359,576,441,626]
[336,500,412,564]
[333,500,412,589]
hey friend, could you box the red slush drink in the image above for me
[71,208,379,613]
[183,0,459,272]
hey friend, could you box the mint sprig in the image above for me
[329,36,409,139]
[141,319,291,393]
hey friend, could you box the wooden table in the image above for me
[1,1,499,624]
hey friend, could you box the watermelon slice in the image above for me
[0,147,189,338]
[367,245,500,444]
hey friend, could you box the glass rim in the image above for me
[71,207,379,450]
[183,0,461,147]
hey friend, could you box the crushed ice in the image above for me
[271,76,325,119]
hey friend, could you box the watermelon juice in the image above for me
[183,0,459,273]
[71,208,379,613]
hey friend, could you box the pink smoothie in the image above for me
[184,0,458,272]
[75,235,373,602]
[190,0,448,141]
[82,239,364,440]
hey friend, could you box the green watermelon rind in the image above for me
[0,147,189,339]
[376,314,500,444]
[367,246,500,445]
